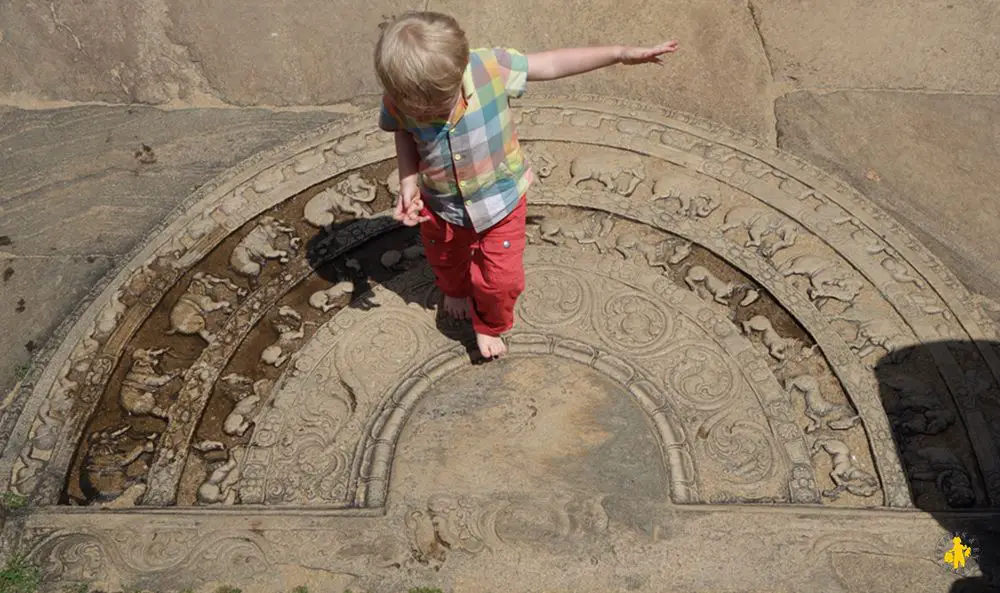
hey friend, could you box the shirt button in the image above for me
[454,153,462,161]
[503,240,511,248]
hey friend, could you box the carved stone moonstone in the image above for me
[3,97,999,593]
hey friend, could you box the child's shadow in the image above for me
[304,215,486,363]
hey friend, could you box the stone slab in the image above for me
[775,90,1000,302]
[0,105,343,397]
[11,505,994,593]
[4,97,1000,592]
[0,106,342,256]
[0,255,112,405]
[163,0,424,106]
[426,0,775,138]
[0,0,219,104]
[751,0,1000,92]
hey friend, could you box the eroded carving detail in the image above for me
[569,153,645,196]
[781,255,864,304]
[120,348,180,420]
[651,177,720,218]
[167,272,243,343]
[303,173,377,226]
[741,315,810,362]
[835,305,908,361]
[902,447,976,508]
[524,146,557,178]
[785,375,860,433]
[720,205,798,257]
[404,493,609,566]
[811,438,879,499]
[79,426,157,506]
[260,306,306,368]
[219,374,270,437]
[308,280,355,313]
[684,265,739,305]
[882,374,956,437]
[699,416,775,484]
[197,447,243,505]
[229,216,300,279]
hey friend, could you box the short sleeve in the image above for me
[492,48,529,98]
[378,95,401,132]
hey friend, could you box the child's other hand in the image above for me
[620,41,679,65]
[394,180,431,226]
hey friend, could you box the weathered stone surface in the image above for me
[775,90,1000,302]
[0,0,218,104]
[163,0,424,106]
[0,255,112,400]
[751,0,1000,92]
[0,105,342,256]
[0,105,343,397]
[427,0,774,137]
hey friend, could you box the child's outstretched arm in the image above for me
[526,41,678,82]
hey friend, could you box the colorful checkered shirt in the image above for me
[378,47,533,231]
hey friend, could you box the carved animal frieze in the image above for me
[167,272,244,344]
[903,447,976,508]
[230,216,300,279]
[79,426,157,505]
[651,176,720,218]
[219,374,271,437]
[303,172,377,227]
[669,241,692,264]
[260,306,306,368]
[740,289,760,306]
[524,146,557,178]
[781,255,864,304]
[882,374,955,436]
[684,265,739,305]
[569,153,645,196]
[785,374,860,433]
[811,438,879,499]
[308,281,355,313]
[529,212,615,252]
[835,306,908,361]
[881,256,924,289]
[384,168,401,197]
[720,205,798,258]
[197,447,243,505]
[741,315,801,361]
[119,348,181,419]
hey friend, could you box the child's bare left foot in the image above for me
[476,332,507,359]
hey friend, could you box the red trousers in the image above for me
[420,196,527,336]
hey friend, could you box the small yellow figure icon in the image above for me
[944,536,972,569]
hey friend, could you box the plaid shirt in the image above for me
[379,47,534,231]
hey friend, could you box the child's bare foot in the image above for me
[476,332,507,359]
[443,295,471,320]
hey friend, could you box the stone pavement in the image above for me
[1,2,999,592]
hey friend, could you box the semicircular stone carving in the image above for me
[3,96,999,523]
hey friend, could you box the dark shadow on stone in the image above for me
[874,341,1000,592]
[303,215,484,363]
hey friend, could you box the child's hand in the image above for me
[620,41,679,65]
[393,179,431,227]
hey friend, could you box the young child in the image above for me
[375,11,678,359]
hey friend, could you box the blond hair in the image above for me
[374,11,469,119]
